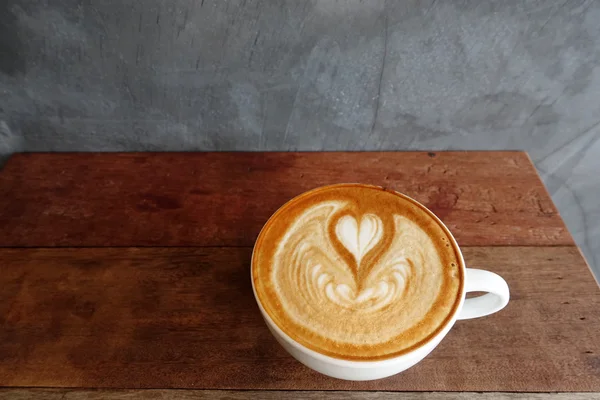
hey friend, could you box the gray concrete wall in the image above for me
[1,0,599,277]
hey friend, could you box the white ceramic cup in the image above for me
[251,190,510,381]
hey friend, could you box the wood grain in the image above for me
[1,246,598,391]
[1,389,599,400]
[0,152,572,247]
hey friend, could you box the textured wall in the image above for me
[1,0,599,276]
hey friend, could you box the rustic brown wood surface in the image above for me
[1,246,598,391]
[1,389,599,400]
[0,152,596,397]
[0,152,572,247]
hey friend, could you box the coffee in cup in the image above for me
[252,184,509,379]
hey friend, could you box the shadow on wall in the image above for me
[0,120,22,168]
[0,1,25,76]
[0,1,25,164]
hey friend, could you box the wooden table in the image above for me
[0,152,599,399]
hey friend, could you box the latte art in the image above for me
[277,206,414,315]
[335,214,382,266]
[328,214,408,311]
[253,184,462,360]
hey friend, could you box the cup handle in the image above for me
[457,268,510,320]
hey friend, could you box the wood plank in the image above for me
[1,246,597,391]
[1,389,599,399]
[0,152,572,247]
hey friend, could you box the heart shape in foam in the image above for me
[335,214,383,266]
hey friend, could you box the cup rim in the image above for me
[251,183,466,366]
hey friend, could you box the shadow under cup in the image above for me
[251,183,510,381]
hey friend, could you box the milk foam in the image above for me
[271,201,442,345]
[253,185,462,360]
[335,214,383,265]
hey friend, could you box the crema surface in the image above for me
[252,184,463,361]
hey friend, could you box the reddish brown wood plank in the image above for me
[0,152,572,247]
[1,389,599,399]
[1,246,597,391]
